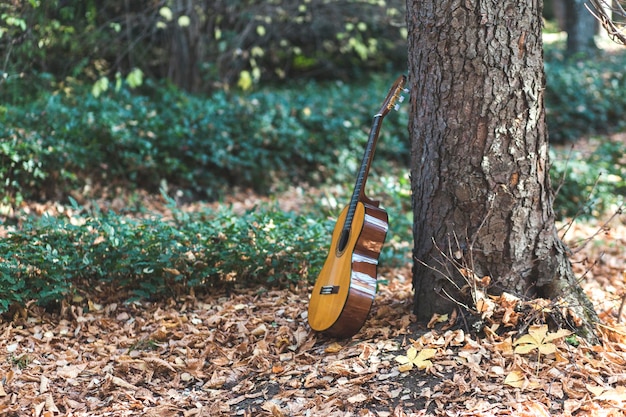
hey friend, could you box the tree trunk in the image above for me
[407,0,599,341]
[564,0,598,55]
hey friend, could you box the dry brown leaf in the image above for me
[427,313,448,329]
[108,374,139,391]
[34,401,45,417]
[39,375,50,394]
[261,401,285,417]
[45,393,60,413]
[347,393,368,404]
[143,356,177,373]
[518,401,551,417]
[56,363,87,379]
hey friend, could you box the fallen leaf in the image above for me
[45,393,60,413]
[586,384,605,397]
[261,401,285,417]
[34,402,45,417]
[57,364,87,379]
[40,375,50,394]
[513,325,571,356]
[395,347,436,372]
[347,393,368,404]
[588,385,626,403]
[325,342,343,353]
[427,313,448,328]
[504,369,526,388]
[108,375,139,391]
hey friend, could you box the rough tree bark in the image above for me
[407,0,599,341]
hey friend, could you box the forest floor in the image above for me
[1,191,625,417]
[1,134,626,416]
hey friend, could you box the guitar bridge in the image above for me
[320,285,340,295]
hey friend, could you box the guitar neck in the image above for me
[342,114,384,234]
[338,75,406,244]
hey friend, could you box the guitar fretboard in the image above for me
[338,115,384,250]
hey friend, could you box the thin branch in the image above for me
[586,0,626,45]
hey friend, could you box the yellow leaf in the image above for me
[538,343,557,355]
[397,362,413,373]
[324,342,343,353]
[513,343,538,355]
[513,325,570,356]
[395,347,436,372]
[504,370,525,388]
[543,328,572,343]
[528,324,549,341]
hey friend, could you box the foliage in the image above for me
[545,49,626,143]
[0,134,49,212]
[0,0,407,95]
[550,140,626,218]
[0,199,330,314]
[0,76,409,206]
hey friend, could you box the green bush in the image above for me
[0,134,49,211]
[1,76,409,206]
[550,140,626,218]
[0,198,331,314]
[545,51,626,143]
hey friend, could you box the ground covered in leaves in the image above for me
[1,196,625,416]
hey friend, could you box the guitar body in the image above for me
[308,200,388,338]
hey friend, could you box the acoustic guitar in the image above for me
[308,75,407,338]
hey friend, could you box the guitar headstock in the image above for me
[377,74,408,118]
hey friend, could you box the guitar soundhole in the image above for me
[320,285,340,295]
[337,229,350,253]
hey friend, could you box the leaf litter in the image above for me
[1,202,625,416]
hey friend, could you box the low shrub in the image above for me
[0,198,331,314]
[550,140,626,218]
[0,133,49,211]
[545,50,626,143]
[1,76,409,207]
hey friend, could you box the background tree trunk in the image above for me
[407,0,598,340]
[564,0,599,55]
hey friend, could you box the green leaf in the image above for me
[159,7,173,21]
[91,77,109,98]
[178,16,190,28]
[126,68,143,89]
[237,70,253,91]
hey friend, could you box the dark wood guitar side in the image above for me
[308,75,406,338]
